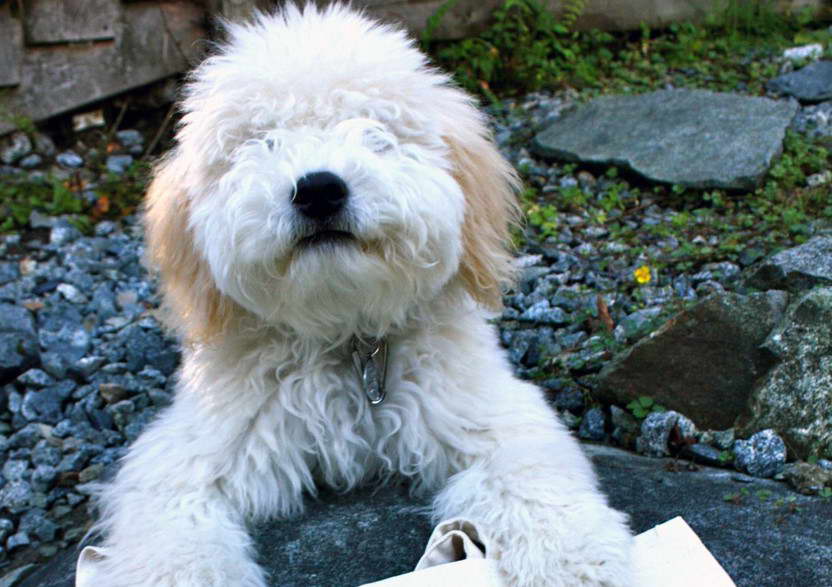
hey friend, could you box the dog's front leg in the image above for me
[432,384,634,587]
[91,384,293,587]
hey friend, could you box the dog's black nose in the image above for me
[292,171,349,220]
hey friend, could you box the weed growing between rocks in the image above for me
[424,0,827,99]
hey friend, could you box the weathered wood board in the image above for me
[25,0,121,44]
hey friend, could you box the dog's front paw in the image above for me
[496,503,634,587]
[79,544,268,587]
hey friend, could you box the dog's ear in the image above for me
[445,128,520,310]
[144,154,237,343]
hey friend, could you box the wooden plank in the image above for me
[0,5,24,87]
[25,0,120,44]
[0,2,205,134]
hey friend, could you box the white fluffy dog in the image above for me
[92,4,633,585]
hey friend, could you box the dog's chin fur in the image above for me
[91,4,635,586]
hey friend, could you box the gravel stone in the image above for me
[0,132,32,165]
[578,408,606,441]
[636,411,696,457]
[16,369,55,388]
[19,509,57,542]
[6,531,30,551]
[106,154,134,174]
[21,387,63,425]
[0,481,33,514]
[56,151,83,169]
[733,429,787,478]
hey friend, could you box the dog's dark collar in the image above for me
[351,336,388,406]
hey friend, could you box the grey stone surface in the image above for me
[739,287,832,459]
[745,236,832,293]
[17,445,832,587]
[767,60,832,103]
[532,89,798,190]
[598,291,789,429]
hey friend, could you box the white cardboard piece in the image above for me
[359,516,736,587]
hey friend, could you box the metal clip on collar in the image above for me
[351,336,388,406]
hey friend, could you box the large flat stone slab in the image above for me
[532,89,798,190]
[767,60,832,104]
[18,445,832,587]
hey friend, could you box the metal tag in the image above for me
[351,336,388,406]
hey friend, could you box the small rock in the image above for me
[711,428,736,450]
[50,221,82,246]
[116,129,144,154]
[733,429,786,478]
[0,481,32,513]
[32,132,56,157]
[56,283,87,304]
[519,300,569,325]
[610,405,639,448]
[807,170,832,187]
[767,60,832,103]
[636,411,696,457]
[681,443,726,467]
[2,460,29,482]
[782,462,832,495]
[782,44,823,62]
[18,153,43,169]
[16,369,55,388]
[79,463,103,483]
[30,465,57,493]
[56,150,84,169]
[18,509,57,542]
[99,383,128,405]
[106,154,134,175]
[551,388,585,414]
[578,408,606,441]
[0,132,32,165]
[0,519,12,543]
[5,531,30,552]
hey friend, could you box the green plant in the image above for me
[820,487,832,500]
[426,0,586,98]
[526,202,559,239]
[707,0,784,36]
[626,396,666,420]
[0,160,150,234]
[718,450,734,464]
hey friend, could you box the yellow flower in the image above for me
[634,265,652,285]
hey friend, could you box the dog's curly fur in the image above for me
[90,5,634,585]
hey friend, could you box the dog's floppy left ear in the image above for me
[445,124,520,310]
[143,153,238,343]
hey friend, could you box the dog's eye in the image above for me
[364,130,395,154]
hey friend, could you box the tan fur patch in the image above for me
[446,132,521,309]
[143,154,240,343]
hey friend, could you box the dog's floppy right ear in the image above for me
[143,154,236,343]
